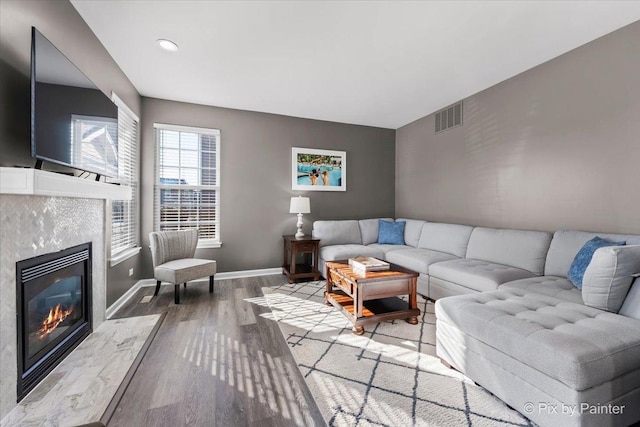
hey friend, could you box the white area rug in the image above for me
[254,281,533,427]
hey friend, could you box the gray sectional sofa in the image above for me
[312,218,640,427]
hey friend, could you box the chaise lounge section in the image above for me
[436,287,640,427]
[435,229,640,427]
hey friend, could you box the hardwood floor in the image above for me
[108,275,326,427]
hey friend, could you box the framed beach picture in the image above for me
[292,147,346,191]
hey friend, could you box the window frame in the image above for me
[109,93,140,266]
[153,123,221,248]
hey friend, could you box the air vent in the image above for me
[435,101,463,133]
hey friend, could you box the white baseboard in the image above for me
[136,279,157,287]
[215,267,282,280]
[105,280,144,320]
[105,267,282,318]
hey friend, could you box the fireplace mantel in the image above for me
[0,167,130,200]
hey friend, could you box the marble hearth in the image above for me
[0,167,130,420]
[1,314,162,427]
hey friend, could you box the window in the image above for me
[110,94,139,264]
[154,123,221,247]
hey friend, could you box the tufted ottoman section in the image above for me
[437,289,640,390]
[436,289,640,426]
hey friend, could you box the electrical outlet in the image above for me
[128,268,134,277]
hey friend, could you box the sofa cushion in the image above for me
[417,222,473,258]
[436,289,640,390]
[378,220,405,245]
[499,276,582,304]
[396,218,426,248]
[359,218,394,245]
[465,227,552,275]
[429,258,536,292]
[568,237,626,289]
[367,243,413,254]
[384,248,458,275]
[155,258,217,285]
[545,230,640,277]
[319,244,384,262]
[313,220,362,247]
[581,245,640,313]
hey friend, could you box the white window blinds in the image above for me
[154,123,221,247]
[111,94,139,256]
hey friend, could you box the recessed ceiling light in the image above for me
[157,39,178,52]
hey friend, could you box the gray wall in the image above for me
[396,21,640,235]
[0,0,142,307]
[140,97,395,276]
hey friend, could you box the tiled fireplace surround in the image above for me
[0,169,127,420]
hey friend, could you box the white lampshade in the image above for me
[289,196,310,214]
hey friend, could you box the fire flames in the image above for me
[38,304,73,339]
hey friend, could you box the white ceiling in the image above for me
[71,1,640,129]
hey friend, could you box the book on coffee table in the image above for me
[348,257,390,274]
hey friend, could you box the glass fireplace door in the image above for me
[26,274,84,362]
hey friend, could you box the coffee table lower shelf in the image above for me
[325,290,420,334]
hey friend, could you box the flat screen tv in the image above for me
[31,27,119,178]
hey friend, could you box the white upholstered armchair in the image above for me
[149,229,217,304]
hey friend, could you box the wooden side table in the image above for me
[282,235,320,283]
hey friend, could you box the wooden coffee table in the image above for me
[324,260,420,335]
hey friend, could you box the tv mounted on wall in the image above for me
[31,27,119,179]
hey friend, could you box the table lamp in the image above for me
[289,196,311,239]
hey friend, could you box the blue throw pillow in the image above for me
[378,220,405,245]
[568,237,626,289]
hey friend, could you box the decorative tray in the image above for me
[348,257,390,273]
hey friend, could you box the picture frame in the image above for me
[292,147,346,191]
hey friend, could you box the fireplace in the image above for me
[16,243,93,400]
